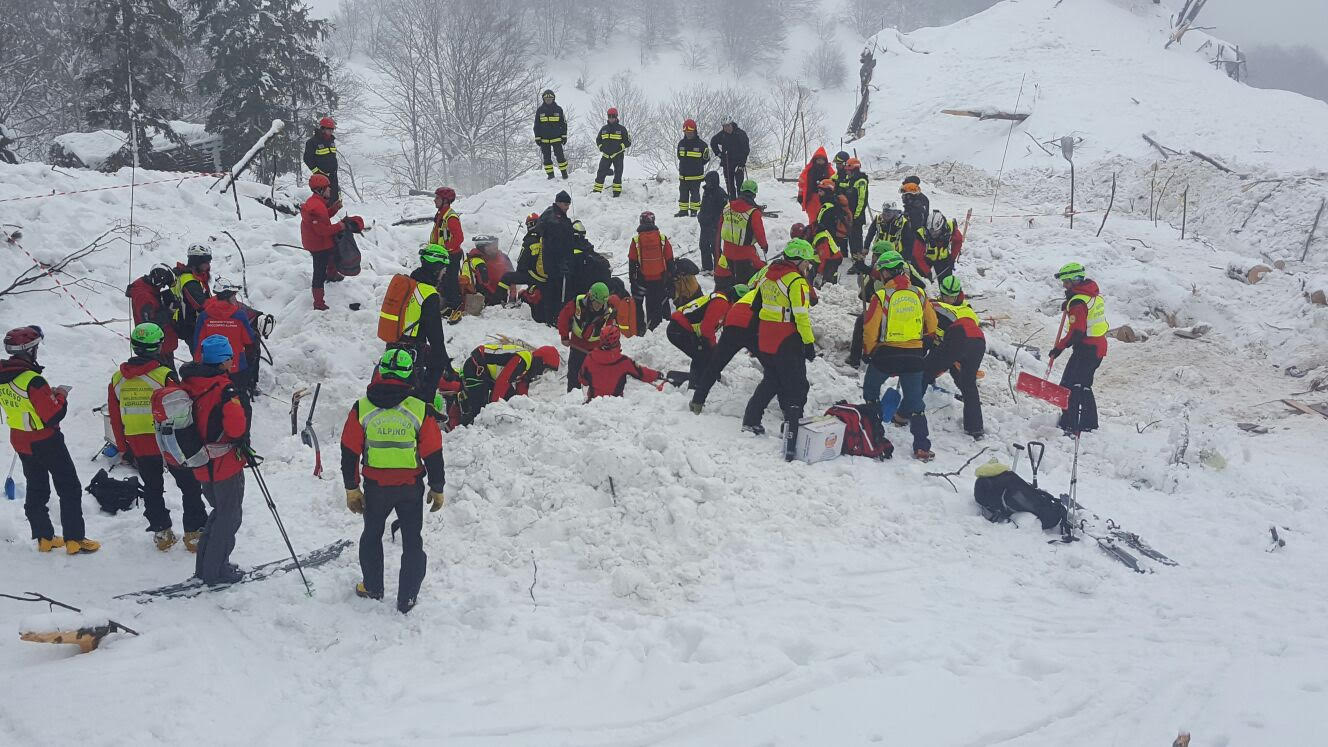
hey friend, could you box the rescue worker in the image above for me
[428,186,465,323]
[797,147,835,224]
[127,264,182,367]
[1,326,98,554]
[461,235,514,307]
[742,240,818,461]
[688,282,760,413]
[538,191,575,325]
[918,210,964,283]
[592,108,631,197]
[710,119,750,197]
[173,244,213,353]
[1049,263,1108,434]
[506,213,548,322]
[534,89,569,179]
[458,343,561,425]
[813,179,849,286]
[301,172,364,310]
[568,219,610,299]
[194,285,259,399]
[628,211,676,331]
[927,275,985,438]
[606,277,640,337]
[340,349,446,614]
[303,116,339,203]
[860,251,939,462]
[557,281,617,391]
[108,323,206,551]
[182,335,250,585]
[846,246,929,367]
[863,203,906,261]
[696,171,727,273]
[579,326,662,400]
[668,284,745,387]
[676,119,710,216]
[899,175,931,255]
[836,157,870,258]
[715,179,769,293]
[396,244,455,401]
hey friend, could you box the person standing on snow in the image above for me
[181,335,250,585]
[172,245,213,354]
[676,119,710,216]
[193,286,260,400]
[538,191,576,325]
[558,281,617,392]
[1049,262,1108,435]
[742,240,819,461]
[301,173,364,310]
[715,179,769,293]
[927,275,985,439]
[688,283,760,414]
[0,326,99,554]
[835,157,870,259]
[592,108,631,197]
[127,264,182,368]
[709,119,750,198]
[628,211,676,331]
[506,213,548,322]
[108,323,206,552]
[392,244,456,400]
[341,348,446,614]
[696,171,727,274]
[919,210,964,284]
[813,179,849,286]
[427,186,465,323]
[797,147,835,225]
[303,116,340,205]
[534,89,569,179]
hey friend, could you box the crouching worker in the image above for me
[459,343,561,425]
[579,326,662,400]
[927,275,985,438]
[341,349,446,614]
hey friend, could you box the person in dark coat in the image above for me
[534,89,568,179]
[302,116,340,204]
[696,171,727,273]
[537,191,576,326]
[592,108,631,197]
[709,120,750,197]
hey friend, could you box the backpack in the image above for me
[85,468,142,514]
[377,274,418,343]
[151,383,222,469]
[673,257,700,277]
[824,401,893,460]
[334,230,362,276]
[972,465,1067,530]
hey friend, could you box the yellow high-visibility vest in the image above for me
[356,397,426,469]
[111,366,172,436]
[0,370,43,432]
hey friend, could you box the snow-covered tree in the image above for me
[81,0,186,150]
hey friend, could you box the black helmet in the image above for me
[147,264,174,289]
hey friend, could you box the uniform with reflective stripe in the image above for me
[924,220,956,261]
[111,366,172,436]
[757,265,814,344]
[934,301,981,341]
[721,206,756,245]
[0,370,42,432]
[1071,294,1109,337]
[390,282,438,340]
[356,397,427,469]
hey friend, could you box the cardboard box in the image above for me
[785,415,845,463]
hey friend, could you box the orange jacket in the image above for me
[629,228,674,282]
[797,146,835,221]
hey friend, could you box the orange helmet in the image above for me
[845,157,861,169]
[309,173,331,190]
[534,345,561,370]
[525,212,540,228]
[817,178,835,191]
[599,325,622,350]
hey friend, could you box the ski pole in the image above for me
[247,461,312,596]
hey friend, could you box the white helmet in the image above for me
[928,210,948,235]
[187,243,212,261]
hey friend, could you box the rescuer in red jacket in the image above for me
[301,173,364,310]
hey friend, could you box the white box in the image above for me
[785,415,845,463]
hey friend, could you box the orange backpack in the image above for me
[633,231,670,281]
[377,274,418,343]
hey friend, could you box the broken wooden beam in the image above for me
[1301,197,1326,262]
[1188,150,1237,175]
[1142,133,1182,159]
[941,109,1028,122]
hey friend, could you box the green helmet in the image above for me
[1055,262,1086,282]
[740,179,758,195]
[939,275,963,296]
[731,283,750,298]
[379,348,415,380]
[874,250,906,271]
[420,243,451,266]
[588,281,610,302]
[131,322,164,350]
[783,238,815,262]
[870,240,896,256]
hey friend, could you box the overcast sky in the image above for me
[1199,1,1328,57]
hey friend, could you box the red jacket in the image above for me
[798,146,835,221]
[557,297,616,352]
[179,363,248,482]
[340,374,445,489]
[128,277,180,354]
[628,227,674,282]
[429,209,464,256]
[578,348,660,399]
[908,226,964,277]
[300,193,344,252]
[108,357,174,458]
[671,292,732,347]
[194,296,256,369]
[0,357,67,454]
[1054,279,1108,359]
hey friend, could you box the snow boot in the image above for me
[398,596,416,614]
[673,210,689,218]
[689,401,703,415]
[153,529,178,552]
[312,288,329,311]
[546,172,556,180]
[560,170,568,179]
[689,210,698,217]
[205,564,244,586]
[37,536,64,553]
[355,582,382,601]
[182,530,202,553]
[782,407,803,462]
[65,538,100,555]
[912,448,936,462]
[742,423,765,436]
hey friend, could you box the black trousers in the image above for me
[594,154,624,193]
[742,337,808,428]
[567,347,586,391]
[195,471,244,583]
[542,273,566,328]
[849,215,865,257]
[931,337,986,435]
[697,218,718,271]
[20,432,85,541]
[441,256,463,311]
[848,314,865,365]
[639,279,670,331]
[460,356,495,425]
[678,179,701,212]
[538,141,567,174]
[359,478,426,610]
[666,321,710,384]
[137,453,207,533]
[310,249,333,289]
[691,326,754,406]
[721,160,746,198]
[1058,346,1101,433]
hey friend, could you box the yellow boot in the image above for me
[37,536,65,553]
[182,531,202,553]
[153,529,178,552]
[65,538,101,555]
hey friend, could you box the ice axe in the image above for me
[300,383,323,478]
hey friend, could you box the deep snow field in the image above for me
[4,0,1328,744]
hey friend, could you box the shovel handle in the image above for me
[1047,308,1068,377]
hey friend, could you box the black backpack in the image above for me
[334,230,362,276]
[973,467,1067,530]
[85,469,143,515]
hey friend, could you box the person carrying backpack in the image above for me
[578,326,662,400]
[340,349,447,614]
[628,211,676,331]
[558,282,617,392]
[301,173,365,310]
[179,335,250,585]
[927,275,985,439]
[0,326,98,554]
[378,244,455,400]
[109,323,206,552]
[458,344,561,425]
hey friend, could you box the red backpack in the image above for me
[824,402,893,460]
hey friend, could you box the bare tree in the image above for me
[0,0,96,160]
[766,77,824,179]
[679,39,710,72]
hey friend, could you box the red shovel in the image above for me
[1016,311,1071,409]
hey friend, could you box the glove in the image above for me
[346,488,364,514]
[1048,347,1062,362]
[804,343,817,362]
[428,490,445,512]
[348,216,365,233]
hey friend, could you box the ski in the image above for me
[114,539,352,602]
[1107,526,1178,566]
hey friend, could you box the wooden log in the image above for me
[1189,150,1235,174]
[1142,133,1181,159]
[941,109,1028,122]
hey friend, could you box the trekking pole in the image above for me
[247,460,312,596]
[1010,442,1025,475]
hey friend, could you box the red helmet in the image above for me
[435,186,456,202]
[525,212,540,228]
[4,325,42,355]
[599,325,622,350]
[682,118,697,132]
[639,210,655,224]
[818,178,835,191]
[309,173,331,190]
[534,345,561,370]
[318,117,336,129]
[606,107,618,117]
[790,222,807,239]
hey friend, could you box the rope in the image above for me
[9,237,131,341]
[0,173,221,205]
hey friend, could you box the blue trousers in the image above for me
[863,351,931,452]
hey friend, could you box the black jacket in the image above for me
[676,134,710,178]
[901,191,931,240]
[534,102,567,143]
[709,127,750,167]
[595,122,631,157]
[697,172,728,226]
[407,265,451,377]
[538,204,575,276]
[303,132,338,175]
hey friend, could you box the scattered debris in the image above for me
[1267,526,1286,553]
[1309,289,1326,306]
[1173,324,1211,339]
[940,108,1028,122]
[1284,365,1313,379]
[1111,325,1141,343]
[1236,422,1269,434]
[1302,197,1326,262]
[1281,399,1328,419]
[1226,263,1271,284]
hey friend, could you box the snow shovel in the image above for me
[1026,441,1045,488]
[4,453,17,500]
[880,387,902,423]
[1016,310,1071,409]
